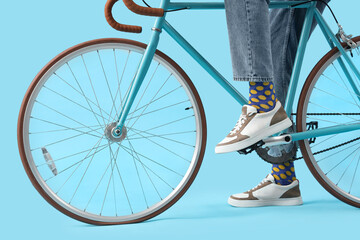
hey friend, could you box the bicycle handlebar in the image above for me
[105,0,164,33]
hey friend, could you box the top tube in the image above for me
[167,1,313,10]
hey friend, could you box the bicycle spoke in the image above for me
[309,101,358,121]
[66,62,104,127]
[43,85,108,121]
[111,156,118,216]
[127,138,163,200]
[126,63,160,127]
[317,140,360,163]
[100,142,121,215]
[98,50,119,119]
[84,152,113,211]
[127,84,180,119]
[119,144,184,177]
[109,49,127,120]
[130,127,195,148]
[114,49,127,107]
[322,72,360,100]
[332,63,360,109]
[325,146,360,175]
[36,143,108,167]
[69,135,105,203]
[127,130,196,140]
[311,134,338,149]
[34,100,104,135]
[129,115,195,138]
[126,99,190,122]
[124,139,149,208]
[31,126,103,151]
[130,129,191,163]
[46,135,106,185]
[336,148,360,186]
[81,54,107,127]
[108,50,132,121]
[29,124,102,135]
[53,72,111,120]
[349,156,360,193]
[114,158,134,214]
[120,144,174,190]
[113,57,142,119]
[314,86,359,107]
[306,116,360,125]
[23,40,204,222]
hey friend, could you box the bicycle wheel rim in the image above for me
[18,38,207,224]
[297,36,360,207]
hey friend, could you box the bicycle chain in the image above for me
[293,134,360,160]
[291,112,360,160]
[238,112,360,160]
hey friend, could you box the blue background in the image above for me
[1,0,360,239]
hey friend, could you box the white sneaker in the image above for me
[215,101,292,154]
[228,174,303,207]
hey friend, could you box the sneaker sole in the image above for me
[228,196,303,207]
[215,117,292,154]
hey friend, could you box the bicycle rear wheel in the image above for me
[18,38,207,224]
[297,36,360,207]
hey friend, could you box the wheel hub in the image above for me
[105,122,127,142]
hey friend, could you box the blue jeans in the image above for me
[225,0,330,105]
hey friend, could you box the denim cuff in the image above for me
[233,76,274,82]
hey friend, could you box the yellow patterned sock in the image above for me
[271,161,296,185]
[248,81,278,113]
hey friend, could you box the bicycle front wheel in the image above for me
[297,36,360,207]
[18,38,207,224]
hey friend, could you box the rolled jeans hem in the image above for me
[233,76,274,82]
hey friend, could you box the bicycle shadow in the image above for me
[80,198,358,227]
[146,198,358,223]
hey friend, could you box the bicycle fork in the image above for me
[112,6,168,139]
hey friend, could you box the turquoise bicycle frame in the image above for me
[114,0,360,143]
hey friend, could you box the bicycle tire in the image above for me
[18,38,207,224]
[297,36,360,207]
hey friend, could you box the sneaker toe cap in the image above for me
[230,193,249,200]
[218,135,237,145]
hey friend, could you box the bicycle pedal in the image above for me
[237,140,265,155]
[307,121,318,144]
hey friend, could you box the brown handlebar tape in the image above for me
[123,0,164,17]
[105,0,164,33]
[105,0,142,33]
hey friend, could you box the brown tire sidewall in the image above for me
[17,38,207,224]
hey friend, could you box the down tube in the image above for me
[162,21,248,105]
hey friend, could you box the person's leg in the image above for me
[272,161,296,185]
[221,0,300,207]
[225,0,278,112]
[270,0,330,105]
[268,0,330,186]
[224,0,274,82]
[216,0,292,154]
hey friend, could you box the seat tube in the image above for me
[115,0,170,133]
[284,2,316,115]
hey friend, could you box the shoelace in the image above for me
[248,176,272,192]
[229,112,255,135]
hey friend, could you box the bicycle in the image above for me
[17,0,360,225]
